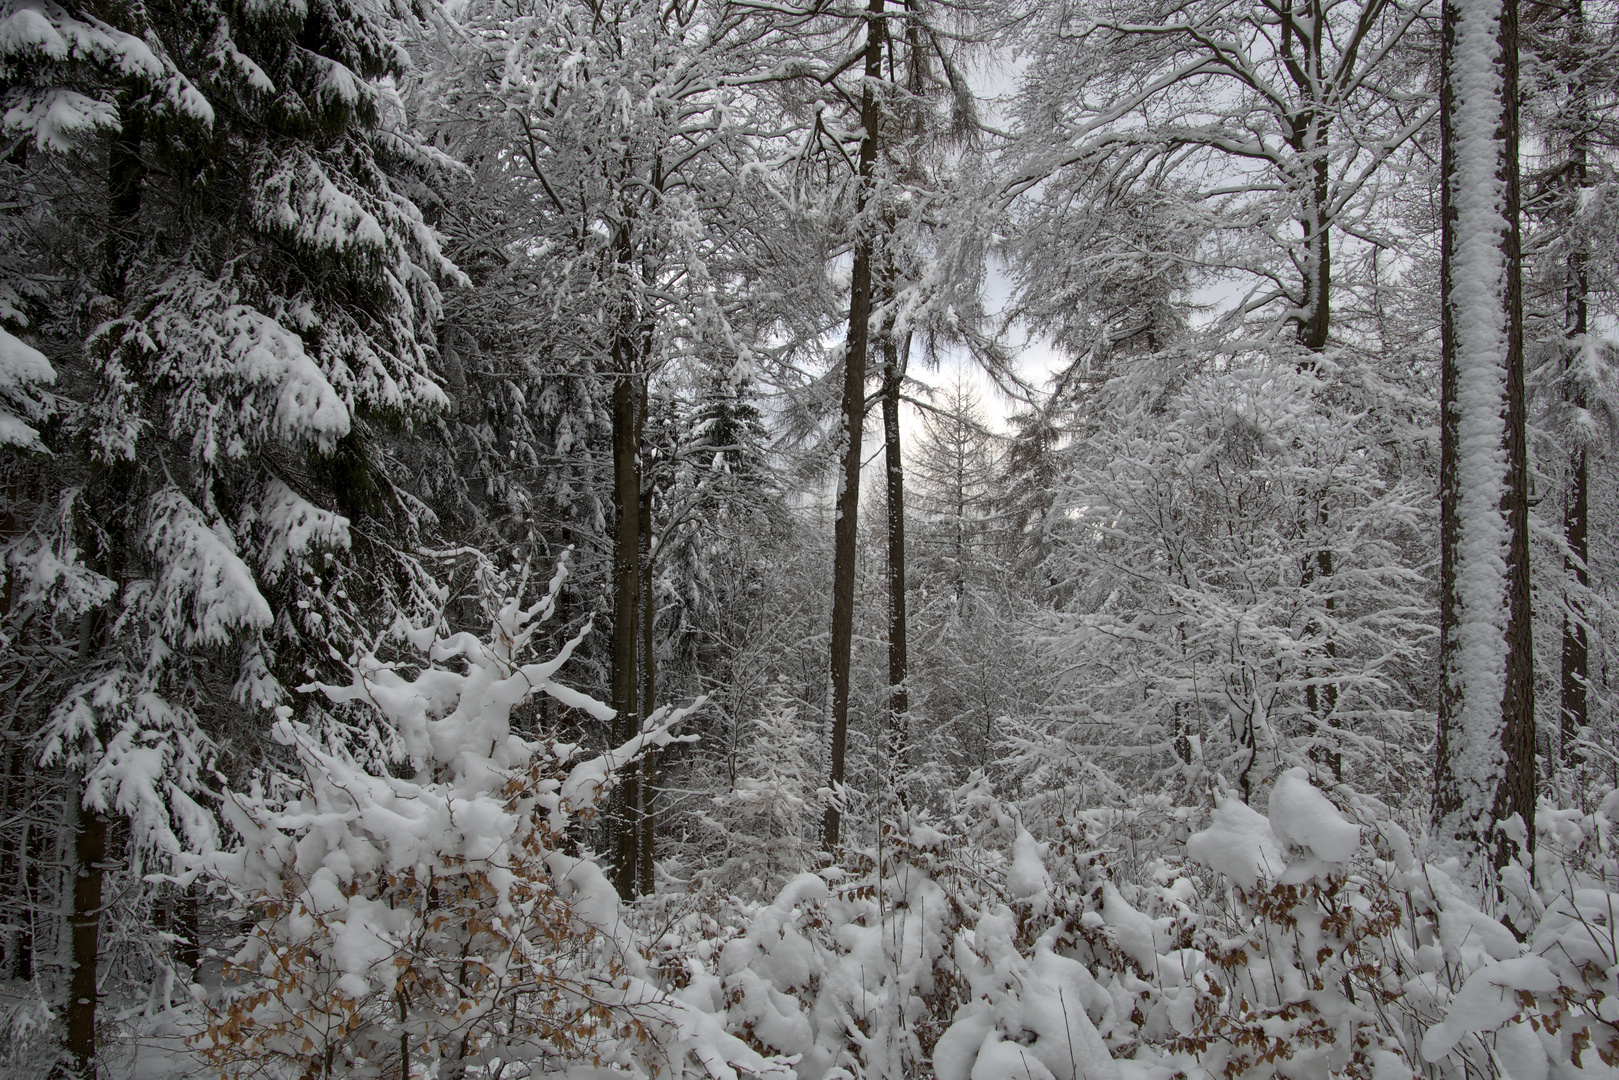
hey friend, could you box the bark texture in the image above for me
[824,0,887,852]
[1432,0,1535,882]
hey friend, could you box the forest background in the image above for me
[0,0,1617,1076]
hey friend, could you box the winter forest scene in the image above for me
[3,0,1619,1074]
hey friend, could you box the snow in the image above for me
[1438,0,1513,868]
[3,87,118,151]
[942,908,1121,1080]
[1009,824,1055,911]
[1186,794,1285,888]
[145,486,273,648]
[225,306,351,450]
[258,479,351,577]
[257,154,390,260]
[1101,883,1161,972]
[1267,767,1360,863]
[0,409,39,447]
[0,2,215,147]
[0,323,53,387]
[1420,956,1558,1061]
[40,668,218,860]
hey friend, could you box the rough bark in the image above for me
[66,800,107,1080]
[1560,0,1589,763]
[823,0,886,852]
[1432,0,1535,881]
[610,364,641,898]
[64,607,109,1080]
[61,101,146,1080]
[881,334,910,768]
[636,482,656,898]
[1284,0,1332,352]
[1496,0,1536,868]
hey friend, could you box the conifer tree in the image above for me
[0,0,460,1068]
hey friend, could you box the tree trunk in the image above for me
[66,800,107,1080]
[881,334,910,770]
[636,482,656,898]
[1283,0,1341,777]
[823,0,887,852]
[1432,0,1534,883]
[1496,0,1535,870]
[1560,0,1589,764]
[1562,435,1588,762]
[61,99,146,1080]
[175,880,200,975]
[610,364,641,899]
[5,739,30,980]
[0,484,28,979]
[64,605,109,1080]
[1285,0,1331,353]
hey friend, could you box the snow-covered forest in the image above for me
[1,0,1618,1075]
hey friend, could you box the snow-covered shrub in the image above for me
[702,676,821,900]
[690,818,967,1079]
[197,559,786,1079]
[1062,769,1619,1080]
[1023,355,1435,805]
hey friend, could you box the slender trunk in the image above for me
[1433,0,1534,881]
[1560,0,1589,763]
[1562,440,1588,761]
[636,483,655,898]
[61,99,145,1080]
[67,800,107,1080]
[65,606,108,1080]
[1284,0,1340,776]
[174,881,200,975]
[5,740,30,980]
[1,486,26,979]
[881,334,910,769]
[1285,0,1330,351]
[1496,0,1535,867]
[610,364,641,898]
[1303,514,1341,780]
[823,0,887,852]
[399,990,410,1080]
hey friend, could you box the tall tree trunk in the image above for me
[636,483,656,898]
[62,100,145,1080]
[881,334,910,770]
[610,362,641,899]
[5,739,30,980]
[823,0,886,852]
[67,801,107,1080]
[1284,0,1341,777]
[1560,0,1589,764]
[65,609,108,1080]
[1432,0,1534,884]
[1,478,27,980]
[1496,0,1535,870]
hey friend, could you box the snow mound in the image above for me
[1267,767,1359,862]
[1186,795,1284,888]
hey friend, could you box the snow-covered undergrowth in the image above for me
[174,560,1618,1080]
[192,558,787,1080]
